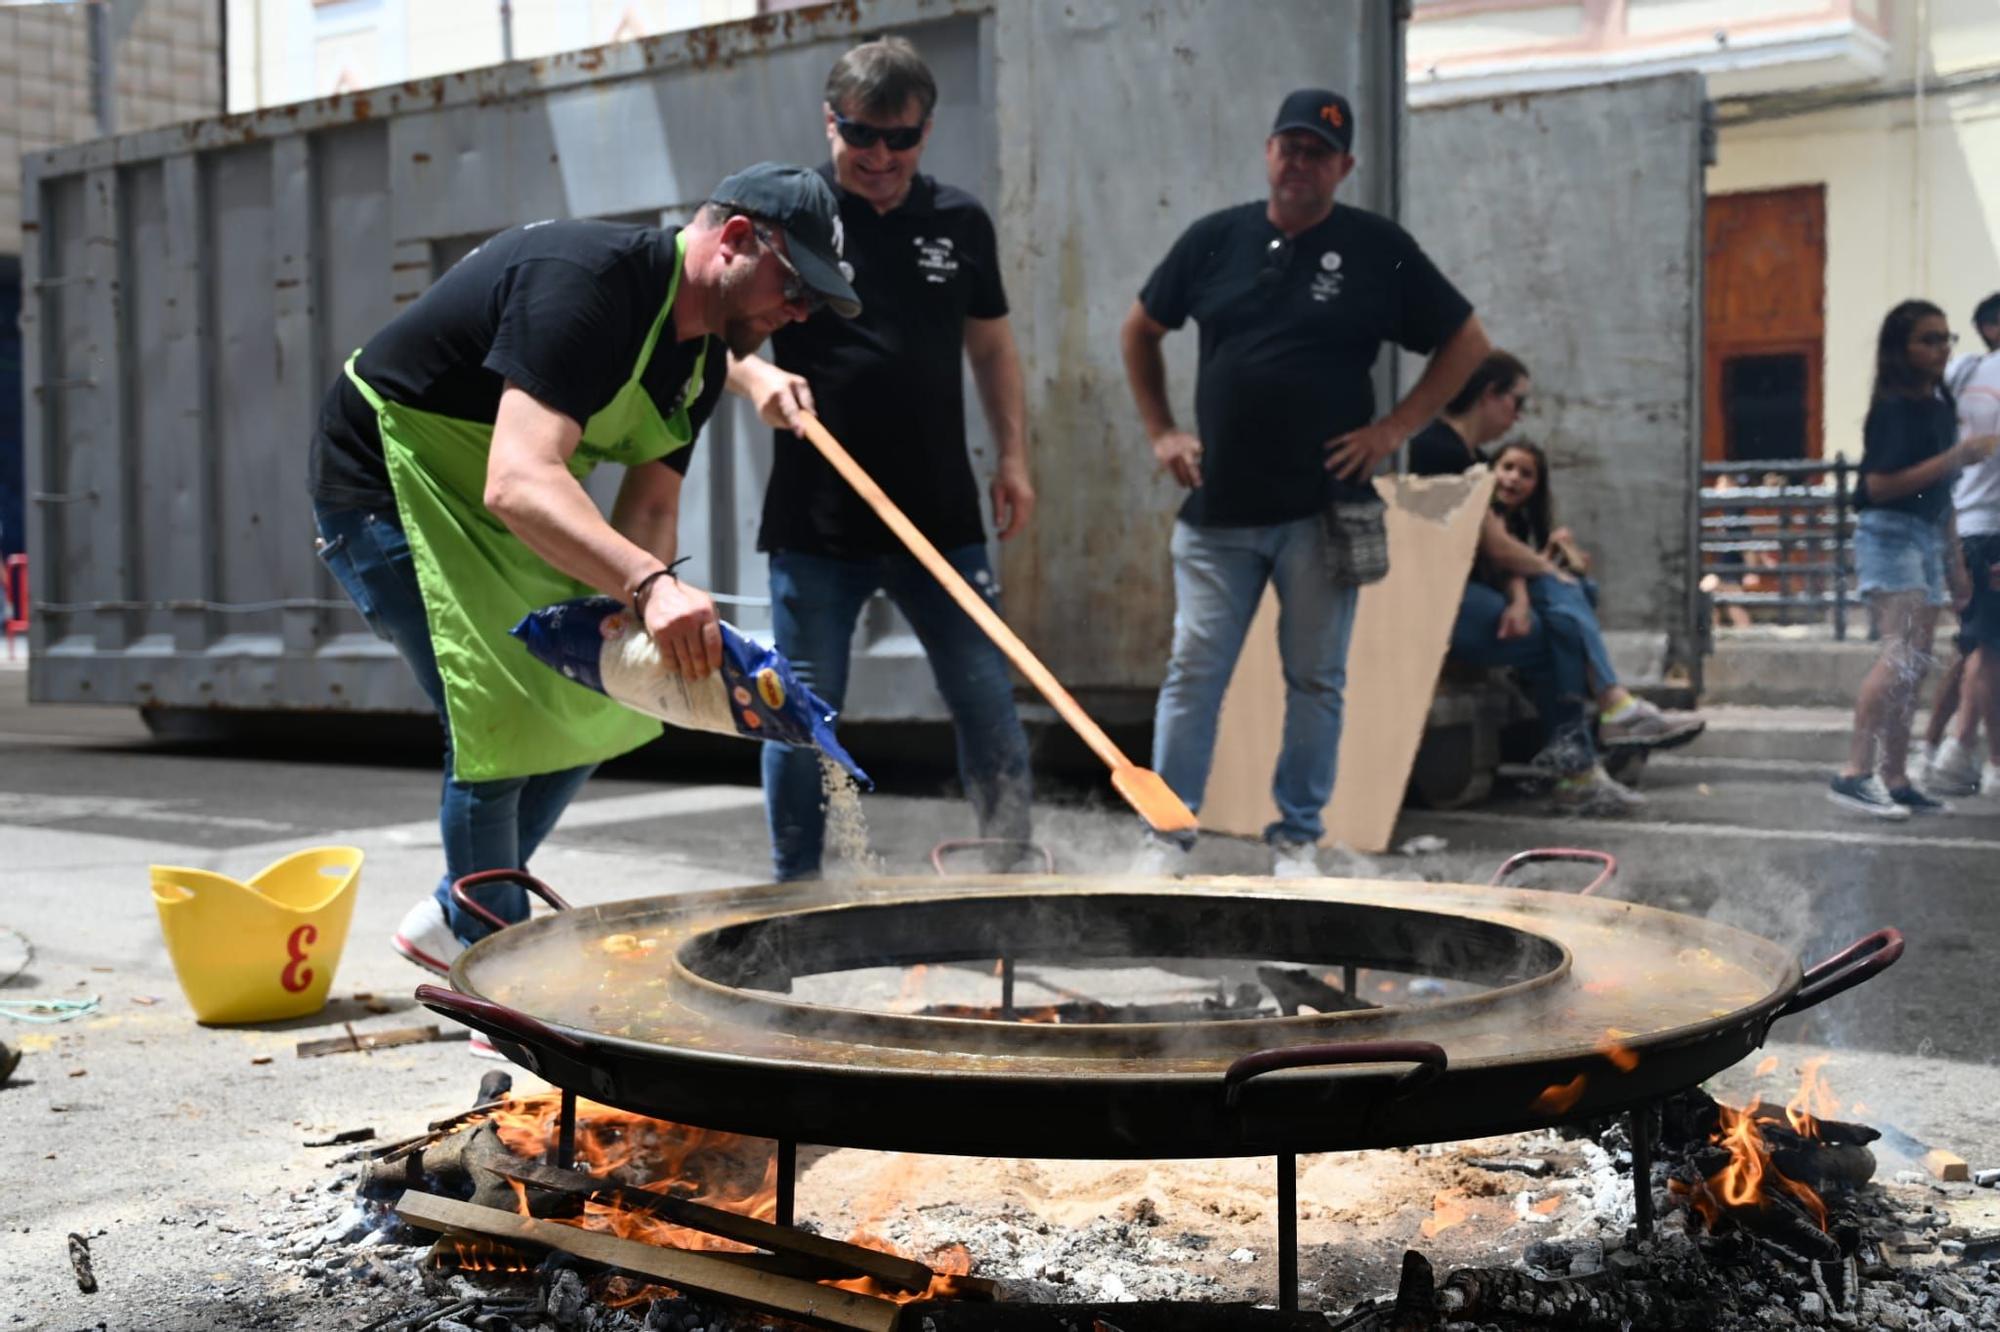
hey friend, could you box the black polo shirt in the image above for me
[1140,202,1473,527]
[310,220,724,510]
[1407,419,1481,477]
[758,166,1007,558]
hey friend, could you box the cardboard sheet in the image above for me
[1198,469,1495,852]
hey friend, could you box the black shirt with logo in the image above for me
[1140,202,1473,527]
[1857,392,1958,524]
[1406,419,1481,478]
[310,220,725,510]
[758,166,1008,558]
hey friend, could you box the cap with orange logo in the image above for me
[1271,88,1353,154]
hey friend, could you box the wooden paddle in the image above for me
[792,411,1198,835]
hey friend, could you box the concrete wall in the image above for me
[1708,0,2000,461]
[1406,75,1706,654]
[0,0,222,258]
[993,0,1403,698]
[225,0,760,112]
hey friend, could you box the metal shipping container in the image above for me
[22,0,1404,724]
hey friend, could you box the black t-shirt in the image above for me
[310,220,725,509]
[1140,202,1472,527]
[1407,419,1480,477]
[1858,393,1958,523]
[758,166,1008,558]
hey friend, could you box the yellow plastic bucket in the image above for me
[150,846,364,1024]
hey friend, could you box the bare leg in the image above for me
[1879,597,1938,789]
[1928,650,1966,749]
[1844,592,1932,782]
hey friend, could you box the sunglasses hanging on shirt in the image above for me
[833,112,927,152]
[1256,236,1295,291]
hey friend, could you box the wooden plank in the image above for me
[394,1192,903,1332]
[1201,470,1494,853]
[1923,1148,1970,1183]
[295,1024,446,1058]
[491,1157,935,1293]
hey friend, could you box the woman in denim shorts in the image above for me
[1831,300,1999,818]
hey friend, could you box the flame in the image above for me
[1680,1095,1829,1234]
[1420,1188,1471,1237]
[1784,1055,1840,1136]
[1595,1032,1640,1072]
[1754,1055,1779,1077]
[448,1239,534,1274]
[895,964,930,1008]
[1530,1074,1587,1115]
[468,1092,972,1308]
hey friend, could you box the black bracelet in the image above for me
[630,567,672,614]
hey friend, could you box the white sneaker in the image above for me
[391,896,464,978]
[1269,840,1319,880]
[1926,738,1983,797]
[1981,767,2000,798]
[1911,740,1937,784]
[1550,765,1647,817]
[1131,835,1192,878]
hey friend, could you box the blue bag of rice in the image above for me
[512,596,870,788]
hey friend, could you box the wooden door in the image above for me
[1704,186,1826,461]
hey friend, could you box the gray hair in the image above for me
[824,35,936,121]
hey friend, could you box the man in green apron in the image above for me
[308,164,861,984]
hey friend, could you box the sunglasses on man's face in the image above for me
[751,225,825,313]
[833,112,926,152]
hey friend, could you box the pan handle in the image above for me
[1223,1040,1448,1112]
[1489,848,1617,897]
[415,983,589,1057]
[1777,928,1904,1018]
[448,869,573,933]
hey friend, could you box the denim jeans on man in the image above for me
[1151,516,1360,847]
[762,545,1032,881]
[312,503,596,942]
[1447,576,1594,769]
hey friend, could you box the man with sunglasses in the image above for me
[1120,88,1490,876]
[310,163,859,983]
[727,36,1035,882]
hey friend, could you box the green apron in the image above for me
[345,232,709,783]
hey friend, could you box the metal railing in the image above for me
[1698,458,1861,640]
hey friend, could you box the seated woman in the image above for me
[1411,352,1703,812]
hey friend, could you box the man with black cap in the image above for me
[309,162,859,982]
[1121,88,1490,877]
[726,35,1035,882]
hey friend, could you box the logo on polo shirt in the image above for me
[913,235,959,284]
[1311,250,1344,302]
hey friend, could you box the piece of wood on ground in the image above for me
[296,1024,447,1059]
[394,1191,902,1332]
[491,1157,935,1292]
[1202,470,1495,854]
[1923,1148,1970,1183]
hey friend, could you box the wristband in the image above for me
[629,567,672,615]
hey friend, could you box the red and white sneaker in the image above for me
[391,896,464,978]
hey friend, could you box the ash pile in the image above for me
[259,1069,2000,1332]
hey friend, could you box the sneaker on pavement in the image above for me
[1981,767,2000,798]
[1550,765,1646,816]
[391,895,464,978]
[1885,784,1952,815]
[1269,839,1319,880]
[1925,738,1982,796]
[1598,699,1706,752]
[1131,835,1193,878]
[1826,773,1911,821]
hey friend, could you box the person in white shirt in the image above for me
[1928,292,2000,797]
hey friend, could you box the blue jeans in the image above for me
[1151,517,1359,847]
[1855,508,1952,606]
[761,545,1032,881]
[1528,576,1617,693]
[313,503,596,943]
[1448,577,1594,770]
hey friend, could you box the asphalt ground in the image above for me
[2,667,1997,1328]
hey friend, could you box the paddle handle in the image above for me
[793,412,1130,775]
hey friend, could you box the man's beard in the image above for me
[718,262,769,357]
